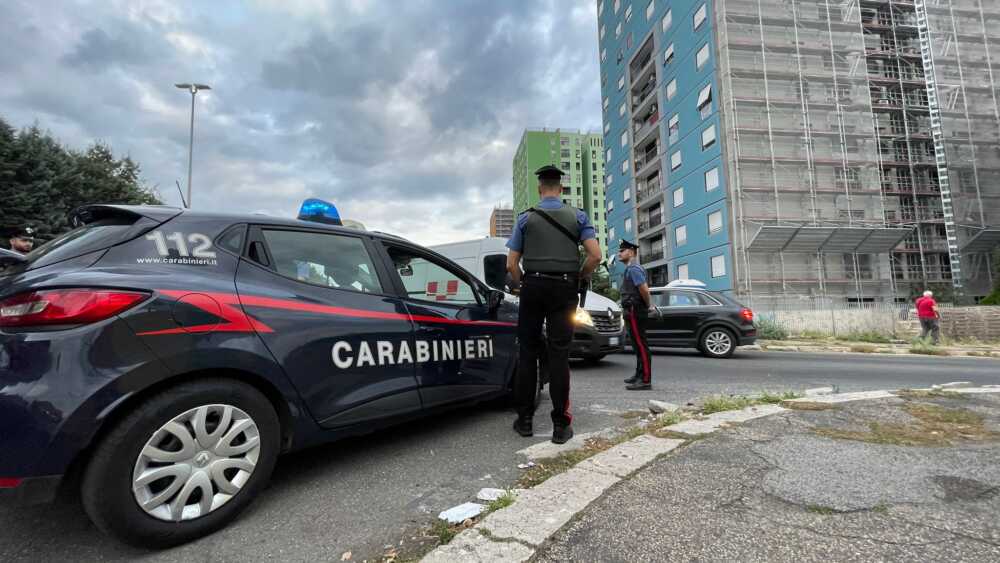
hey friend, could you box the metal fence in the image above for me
[753,300,912,339]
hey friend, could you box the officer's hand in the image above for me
[648,306,660,318]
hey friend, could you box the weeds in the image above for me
[429,520,458,545]
[516,437,616,488]
[701,392,800,414]
[909,339,950,356]
[837,331,892,344]
[755,317,789,340]
[896,388,959,400]
[782,401,839,411]
[850,344,878,353]
[806,504,837,515]
[796,329,831,340]
[813,402,996,447]
[484,489,517,514]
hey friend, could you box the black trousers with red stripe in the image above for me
[626,306,652,384]
[515,275,577,428]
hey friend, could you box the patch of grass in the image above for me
[429,519,458,545]
[872,502,890,514]
[837,331,892,344]
[782,400,839,411]
[700,392,800,414]
[966,351,991,357]
[516,436,616,488]
[806,504,837,515]
[484,489,517,514]
[755,317,789,340]
[910,338,950,356]
[813,402,996,447]
[896,388,959,400]
[619,409,648,420]
[850,344,878,353]
[796,329,831,340]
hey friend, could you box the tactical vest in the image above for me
[620,263,645,308]
[521,206,581,274]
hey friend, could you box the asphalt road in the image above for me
[2,350,998,562]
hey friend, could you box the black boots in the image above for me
[513,416,533,437]
[552,425,574,444]
[624,374,639,384]
[626,381,652,391]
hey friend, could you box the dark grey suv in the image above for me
[644,285,757,358]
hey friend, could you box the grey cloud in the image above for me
[61,28,162,70]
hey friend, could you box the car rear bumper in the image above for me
[0,475,62,506]
[570,325,625,357]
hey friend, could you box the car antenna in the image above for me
[175,180,189,208]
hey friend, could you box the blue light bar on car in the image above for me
[298,198,343,226]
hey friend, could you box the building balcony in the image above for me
[646,248,665,263]
[638,213,662,233]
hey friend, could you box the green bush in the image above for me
[837,330,891,344]
[755,317,788,340]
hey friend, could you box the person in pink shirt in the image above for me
[915,290,941,344]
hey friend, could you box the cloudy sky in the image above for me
[2,0,603,244]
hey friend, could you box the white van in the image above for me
[430,237,625,362]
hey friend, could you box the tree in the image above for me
[0,116,161,242]
[590,266,620,302]
[982,250,1000,305]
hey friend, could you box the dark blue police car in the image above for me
[0,204,519,547]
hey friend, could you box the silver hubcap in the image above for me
[132,404,261,522]
[705,331,732,356]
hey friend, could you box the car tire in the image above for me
[699,327,736,359]
[583,354,606,365]
[81,378,281,548]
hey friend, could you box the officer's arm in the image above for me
[580,239,601,278]
[638,283,653,309]
[507,250,523,288]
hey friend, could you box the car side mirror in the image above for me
[488,289,505,312]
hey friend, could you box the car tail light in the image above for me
[0,289,149,328]
[740,308,754,323]
[0,478,22,488]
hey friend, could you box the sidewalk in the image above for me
[534,391,1000,562]
[756,338,1000,358]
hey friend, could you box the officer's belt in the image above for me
[525,271,578,281]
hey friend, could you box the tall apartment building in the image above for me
[489,206,515,238]
[512,128,610,255]
[597,0,999,304]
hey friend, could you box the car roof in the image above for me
[80,204,413,244]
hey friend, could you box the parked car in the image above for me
[643,280,757,358]
[430,237,625,363]
[0,204,523,547]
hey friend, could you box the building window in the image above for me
[708,210,723,234]
[625,4,633,22]
[620,130,629,148]
[621,159,629,173]
[701,124,716,149]
[675,225,687,246]
[646,0,655,20]
[561,137,569,146]
[673,187,684,207]
[671,151,682,170]
[618,75,625,91]
[661,9,672,32]
[608,198,614,211]
[696,44,710,70]
[666,78,677,100]
[668,114,679,144]
[625,218,632,232]
[606,148,612,161]
[614,0,621,13]
[626,32,633,50]
[624,186,631,202]
[664,43,675,65]
[705,167,719,191]
[601,73,607,88]
[600,24,606,40]
[599,0,605,17]
[603,96,610,111]
[562,161,571,171]
[606,174,614,186]
[617,48,624,64]
[697,84,712,118]
[609,226,616,242]
[616,21,622,38]
[561,149,571,158]
[711,254,726,278]
[604,121,610,134]
[619,101,627,117]
[678,263,689,279]
[601,48,607,63]
[694,4,707,30]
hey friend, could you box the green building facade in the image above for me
[512,128,608,255]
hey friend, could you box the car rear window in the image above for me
[17,217,140,271]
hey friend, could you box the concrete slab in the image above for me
[804,386,836,397]
[949,386,1000,394]
[649,400,680,413]
[666,404,787,435]
[577,435,684,478]
[420,529,533,563]
[785,390,896,404]
[479,466,619,546]
[517,429,616,461]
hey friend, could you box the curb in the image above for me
[419,383,1000,562]
[757,341,1000,359]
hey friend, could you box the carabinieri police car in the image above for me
[0,202,521,547]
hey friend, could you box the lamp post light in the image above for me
[174,83,211,208]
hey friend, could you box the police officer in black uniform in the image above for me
[618,239,656,390]
[507,165,602,443]
[5,226,35,255]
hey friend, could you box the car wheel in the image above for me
[81,379,280,548]
[583,354,606,365]
[700,328,736,359]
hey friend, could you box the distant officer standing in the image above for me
[507,165,602,444]
[618,239,656,390]
[6,226,35,255]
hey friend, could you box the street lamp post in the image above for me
[174,83,211,208]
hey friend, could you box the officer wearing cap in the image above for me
[618,239,656,390]
[507,165,602,444]
[6,226,35,255]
